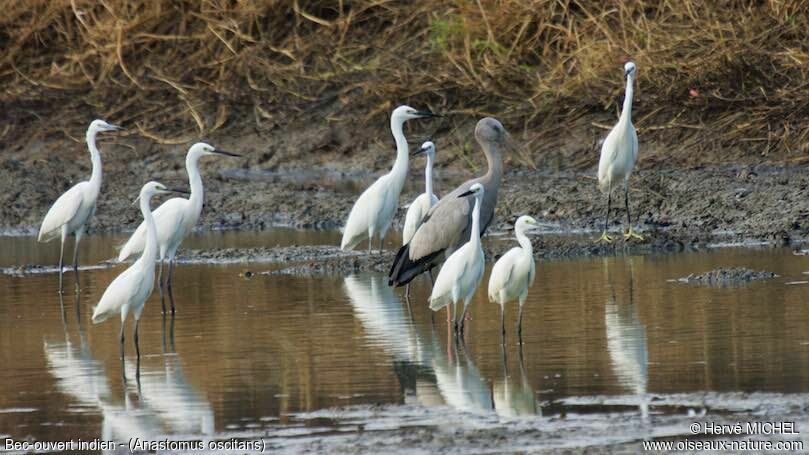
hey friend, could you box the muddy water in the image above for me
[2,232,809,451]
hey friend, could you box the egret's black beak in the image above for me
[109,124,124,131]
[411,145,429,157]
[458,189,476,198]
[167,187,191,195]
[213,148,241,157]
[415,110,442,118]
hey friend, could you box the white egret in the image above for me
[92,182,188,360]
[597,61,642,243]
[341,105,440,252]
[487,215,538,342]
[428,183,486,335]
[402,141,439,298]
[38,119,123,293]
[403,141,439,244]
[117,142,240,314]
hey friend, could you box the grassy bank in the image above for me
[2,0,808,168]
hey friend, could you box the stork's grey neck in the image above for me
[390,117,409,179]
[86,129,102,190]
[621,75,634,124]
[480,141,503,185]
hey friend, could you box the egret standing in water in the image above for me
[117,142,240,314]
[92,182,188,362]
[341,105,440,252]
[488,215,538,342]
[402,141,439,298]
[38,119,123,294]
[428,183,486,335]
[597,61,642,243]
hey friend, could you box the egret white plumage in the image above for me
[92,182,188,361]
[403,141,439,244]
[428,183,486,335]
[487,215,538,342]
[340,105,439,252]
[38,119,123,293]
[402,141,439,298]
[597,61,642,243]
[117,142,240,314]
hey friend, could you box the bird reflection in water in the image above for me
[344,274,539,417]
[604,259,650,421]
[44,301,214,449]
[494,344,538,417]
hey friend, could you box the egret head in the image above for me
[411,141,436,158]
[624,61,636,78]
[188,142,241,158]
[458,182,484,198]
[135,181,190,204]
[475,117,508,145]
[392,105,440,122]
[88,119,123,134]
[515,215,539,231]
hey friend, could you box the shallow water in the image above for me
[2,231,809,452]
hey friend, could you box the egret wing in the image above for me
[488,248,519,302]
[38,183,86,242]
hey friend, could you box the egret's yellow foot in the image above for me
[596,231,613,243]
[623,228,644,241]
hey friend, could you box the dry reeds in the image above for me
[2,0,808,164]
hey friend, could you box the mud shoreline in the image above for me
[4,156,808,269]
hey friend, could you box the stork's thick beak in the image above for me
[415,110,442,118]
[213,148,241,157]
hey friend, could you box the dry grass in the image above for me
[2,0,808,165]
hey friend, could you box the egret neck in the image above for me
[389,115,409,188]
[86,127,102,192]
[621,74,634,125]
[470,193,483,250]
[186,152,205,218]
[136,191,158,271]
[516,224,533,257]
[425,152,434,202]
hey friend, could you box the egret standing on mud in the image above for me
[117,143,240,314]
[402,141,439,297]
[38,119,123,294]
[488,215,538,342]
[341,105,439,252]
[429,183,486,335]
[597,61,642,243]
[389,118,507,288]
[92,182,188,362]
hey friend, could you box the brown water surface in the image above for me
[1,232,809,451]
